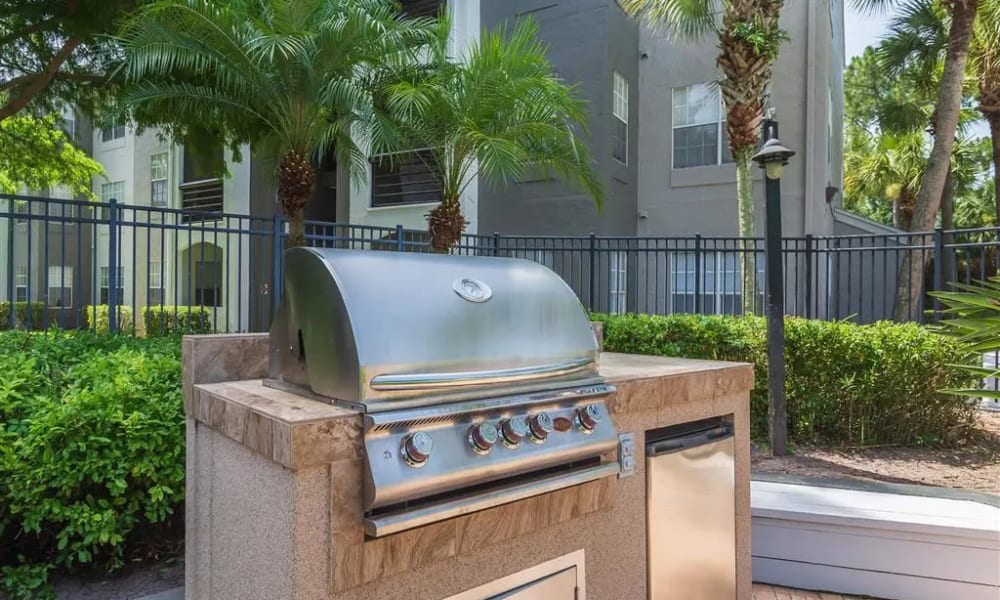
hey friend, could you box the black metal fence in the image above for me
[3,193,999,333]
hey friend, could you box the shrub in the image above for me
[0,302,53,331]
[591,313,979,446]
[84,304,134,333]
[0,331,183,597]
[144,305,212,336]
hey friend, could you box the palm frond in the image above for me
[619,0,719,39]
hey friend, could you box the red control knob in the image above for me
[401,431,433,467]
[500,416,529,447]
[468,422,499,454]
[528,412,554,443]
[575,404,602,432]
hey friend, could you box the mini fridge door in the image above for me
[646,420,735,599]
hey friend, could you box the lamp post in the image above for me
[752,129,795,457]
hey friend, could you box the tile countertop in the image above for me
[187,352,753,472]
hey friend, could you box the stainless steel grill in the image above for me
[267,248,619,537]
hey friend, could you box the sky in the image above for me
[844,5,893,62]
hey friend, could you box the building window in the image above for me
[14,266,28,302]
[511,249,555,269]
[671,252,761,314]
[151,153,169,206]
[672,84,733,169]
[100,181,125,219]
[609,252,627,314]
[13,200,29,224]
[99,266,124,305]
[62,109,76,140]
[370,149,440,208]
[101,120,126,142]
[612,72,629,165]
[47,266,73,308]
[148,260,164,305]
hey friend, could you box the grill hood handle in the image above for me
[369,357,594,391]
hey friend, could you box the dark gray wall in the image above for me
[477,0,639,236]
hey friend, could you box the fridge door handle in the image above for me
[646,425,734,457]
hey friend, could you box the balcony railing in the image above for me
[179,178,224,223]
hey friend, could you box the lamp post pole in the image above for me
[753,121,795,457]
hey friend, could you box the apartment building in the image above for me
[0,0,848,329]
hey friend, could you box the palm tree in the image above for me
[857,0,981,320]
[378,18,603,252]
[845,131,927,229]
[971,0,1000,221]
[620,0,787,314]
[115,0,437,246]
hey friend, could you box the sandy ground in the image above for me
[753,411,1000,495]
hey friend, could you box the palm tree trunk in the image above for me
[894,0,980,322]
[941,167,955,285]
[989,115,1000,226]
[277,151,316,248]
[736,150,757,315]
[427,196,468,253]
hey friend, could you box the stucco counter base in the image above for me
[183,334,753,599]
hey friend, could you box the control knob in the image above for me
[401,431,433,467]
[500,416,529,448]
[575,404,602,433]
[528,412,554,443]
[468,422,499,454]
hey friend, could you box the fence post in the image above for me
[493,232,501,257]
[271,213,282,318]
[107,199,119,333]
[694,234,702,314]
[6,200,14,329]
[395,224,404,252]
[589,233,597,311]
[932,227,944,320]
[804,234,814,319]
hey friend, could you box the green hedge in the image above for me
[84,304,134,333]
[591,313,979,447]
[0,302,52,331]
[0,331,183,598]
[143,305,212,336]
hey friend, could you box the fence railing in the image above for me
[2,194,998,335]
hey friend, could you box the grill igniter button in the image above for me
[528,412,554,443]
[468,422,499,454]
[500,416,529,448]
[575,404,602,433]
[401,431,433,467]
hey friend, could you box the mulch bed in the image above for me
[752,412,1000,495]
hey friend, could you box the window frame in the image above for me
[100,181,126,219]
[14,266,28,302]
[670,252,763,315]
[101,120,126,143]
[98,265,125,305]
[369,147,441,209]
[609,251,627,314]
[671,83,733,169]
[612,72,629,165]
[151,153,169,207]
[148,260,164,305]
[46,265,73,308]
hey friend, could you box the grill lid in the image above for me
[269,248,599,410]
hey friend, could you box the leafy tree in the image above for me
[856,0,981,320]
[620,0,788,316]
[0,0,134,122]
[379,18,603,252]
[115,0,438,246]
[0,113,103,197]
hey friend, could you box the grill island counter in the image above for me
[183,251,754,599]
